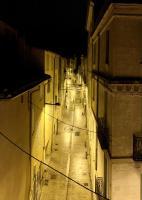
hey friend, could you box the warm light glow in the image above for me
[70,89,76,101]
[75,107,82,121]
[63,130,72,147]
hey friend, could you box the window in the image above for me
[47,82,50,93]
[105,31,109,64]
[46,53,50,71]
[92,42,97,66]
[92,79,95,101]
[133,134,142,161]
[55,95,57,103]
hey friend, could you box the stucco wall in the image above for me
[0,93,30,200]
[111,94,142,157]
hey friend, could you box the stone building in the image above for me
[86,1,142,200]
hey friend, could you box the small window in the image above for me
[105,31,109,64]
[133,134,142,161]
[46,54,50,71]
[55,95,57,103]
[92,42,97,65]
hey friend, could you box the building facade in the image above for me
[44,51,66,158]
[0,21,67,200]
[87,1,142,200]
[0,21,50,200]
[30,51,67,198]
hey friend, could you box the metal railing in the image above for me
[133,134,142,161]
[97,118,109,150]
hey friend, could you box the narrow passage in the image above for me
[41,79,92,200]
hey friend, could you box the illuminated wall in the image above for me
[30,84,45,199]
[0,93,30,200]
[44,51,61,157]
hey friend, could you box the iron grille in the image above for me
[133,134,142,161]
[97,118,109,149]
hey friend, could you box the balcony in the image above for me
[133,134,142,161]
[97,118,109,150]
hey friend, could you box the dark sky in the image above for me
[0,0,88,57]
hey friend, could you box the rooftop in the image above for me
[0,71,50,99]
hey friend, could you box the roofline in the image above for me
[0,74,51,100]
[93,0,142,31]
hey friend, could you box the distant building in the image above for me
[87,1,142,200]
[44,51,66,158]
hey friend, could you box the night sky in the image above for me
[0,0,88,57]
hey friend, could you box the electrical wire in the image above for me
[0,77,106,197]
[0,130,109,200]
[0,79,108,199]
[31,102,96,134]
[0,85,106,199]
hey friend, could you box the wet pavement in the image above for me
[40,79,92,200]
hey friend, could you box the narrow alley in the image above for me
[1,2,142,200]
[40,77,92,200]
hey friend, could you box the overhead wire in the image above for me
[31,100,96,134]
[30,83,97,144]
[0,81,108,199]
